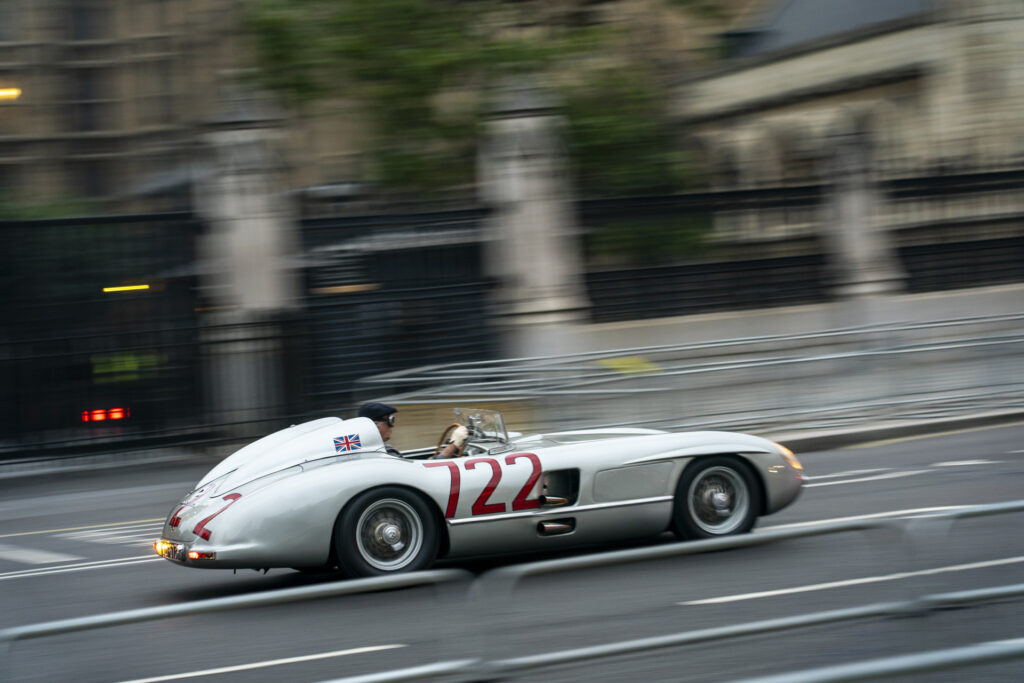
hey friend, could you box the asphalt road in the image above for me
[1,422,1023,682]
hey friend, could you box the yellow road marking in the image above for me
[849,420,1024,449]
[311,283,381,295]
[0,518,164,539]
[596,356,663,375]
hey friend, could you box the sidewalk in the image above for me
[506,283,1024,357]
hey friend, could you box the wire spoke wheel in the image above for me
[335,487,439,577]
[687,466,749,534]
[673,457,761,539]
[355,498,424,571]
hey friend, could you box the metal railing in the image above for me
[329,499,1024,682]
[359,312,1024,437]
[4,501,1022,682]
[0,569,473,681]
[734,637,1024,683]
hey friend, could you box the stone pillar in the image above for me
[824,121,905,298]
[192,79,301,431]
[478,81,590,357]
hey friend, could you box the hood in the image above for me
[195,416,386,492]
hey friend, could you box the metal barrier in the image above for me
[327,500,1024,682]
[3,502,1021,682]
[0,569,473,680]
[734,637,1024,683]
[360,312,1024,436]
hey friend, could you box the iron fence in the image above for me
[3,166,1023,456]
[0,213,202,455]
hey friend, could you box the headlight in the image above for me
[774,442,803,471]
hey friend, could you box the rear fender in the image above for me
[195,457,449,567]
[331,483,451,560]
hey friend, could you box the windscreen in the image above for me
[454,408,509,444]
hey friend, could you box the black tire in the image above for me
[333,487,439,578]
[672,456,762,540]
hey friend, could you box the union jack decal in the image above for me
[334,434,362,453]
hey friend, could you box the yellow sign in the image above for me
[103,284,150,293]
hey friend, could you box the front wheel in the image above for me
[672,456,761,540]
[334,487,439,578]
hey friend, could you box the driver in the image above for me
[358,402,469,458]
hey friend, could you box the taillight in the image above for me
[82,407,130,422]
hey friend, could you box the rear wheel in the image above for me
[334,487,439,578]
[672,456,761,540]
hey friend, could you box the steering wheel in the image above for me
[434,423,468,459]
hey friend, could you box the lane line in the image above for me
[59,533,161,546]
[117,644,406,683]
[804,470,931,488]
[0,559,161,580]
[0,482,195,513]
[803,468,890,481]
[66,522,166,531]
[59,526,163,540]
[804,459,999,483]
[0,555,158,581]
[0,542,82,565]
[849,421,1024,449]
[760,505,971,531]
[679,555,1024,605]
[0,518,165,539]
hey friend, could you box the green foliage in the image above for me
[245,0,722,259]
[246,0,567,191]
[561,67,690,198]
[667,0,732,21]
[245,2,329,104]
[588,212,712,266]
[245,0,691,193]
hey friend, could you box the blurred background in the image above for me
[2,0,1023,456]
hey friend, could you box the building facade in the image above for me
[0,0,369,209]
[0,0,246,205]
[676,0,1024,245]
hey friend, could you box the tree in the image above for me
[247,0,724,193]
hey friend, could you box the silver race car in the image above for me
[155,408,803,577]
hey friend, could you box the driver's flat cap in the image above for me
[357,402,397,421]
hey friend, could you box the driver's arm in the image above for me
[436,425,469,459]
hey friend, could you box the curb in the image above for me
[0,449,209,481]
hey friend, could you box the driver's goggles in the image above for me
[381,414,396,427]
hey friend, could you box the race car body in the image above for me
[155,409,803,577]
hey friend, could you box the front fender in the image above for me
[623,431,802,515]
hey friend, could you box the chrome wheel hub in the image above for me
[377,523,404,549]
[708,490,731,515]
[355,498,423,571]
[687,466,750,534]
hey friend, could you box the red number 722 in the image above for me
[424,453,541,518]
